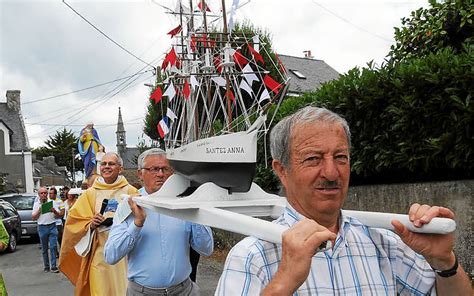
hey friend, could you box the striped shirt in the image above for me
[216,205,437,296]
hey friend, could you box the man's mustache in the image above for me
[314,180,341,189]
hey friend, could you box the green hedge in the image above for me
[255,46,474,189]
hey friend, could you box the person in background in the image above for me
[49,187,65,248]
[32,187,60,273]
[59,152,138,296]
[104,148,214,296]
[216,106,471,295]
[64,188,81,221]
[60,186,70,202]
[0,219,9,295]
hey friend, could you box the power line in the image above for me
[62,0,157,72]
[311,1,393,43]
[21,71,150,105]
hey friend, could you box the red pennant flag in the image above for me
[199,34,208,48]
[209,39,216,48]
[183,80,191,99]
[150,87,163,104]
[233,50,248,69]
[161,48,178,70]
[226,88,235,102]
[197,1,211,12]
[167,25,182,38]
[263,74,282,94]
[248,44,264,64]
[190,34,197,52]
[213,56,222,73]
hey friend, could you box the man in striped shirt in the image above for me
[216,106,471,295]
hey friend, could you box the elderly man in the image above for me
[48,187,65,248]
[32,187,60,273]
[216,106,471,295]
[105,148,214,296]
[59,152,138,296]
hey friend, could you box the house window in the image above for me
[289,69,306,79]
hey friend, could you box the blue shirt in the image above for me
[216,205,436,296]
[104,188,214,288]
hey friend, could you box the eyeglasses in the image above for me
[142,166,173,174]
[100,161,118,167]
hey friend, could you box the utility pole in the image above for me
[71,148,76,186]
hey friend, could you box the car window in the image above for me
[3,196,35,210]
[5,208,16,218]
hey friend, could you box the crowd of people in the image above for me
[24,107,470,295]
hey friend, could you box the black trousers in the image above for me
[189,247,200,282]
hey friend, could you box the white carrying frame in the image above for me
[133,174,456,244]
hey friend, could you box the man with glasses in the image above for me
[105,148,214,296]
[59,152,138,296]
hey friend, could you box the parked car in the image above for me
[0,193,37,238]
[0,199,22,252]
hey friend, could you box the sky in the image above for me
[1,0,429,152]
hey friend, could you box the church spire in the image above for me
[116,107,126,155]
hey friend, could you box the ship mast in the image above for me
[221,0,233,130]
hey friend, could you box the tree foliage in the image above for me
[388,0,473,63]
[254,0,474,188]
[33,128,83,173]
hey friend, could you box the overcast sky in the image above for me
[1,0,428,152]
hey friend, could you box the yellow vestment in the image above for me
[59,176,138,296]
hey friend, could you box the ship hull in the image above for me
[167,131,259,192]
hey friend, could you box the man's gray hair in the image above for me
[102,152,124,167]
[137,148,167,169]
[270,106,351,168]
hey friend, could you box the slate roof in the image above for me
[121,147,140,170]
[0,103,30,152]
[278,54,340,94]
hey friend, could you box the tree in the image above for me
[33,128,83,174]
[388,0,473,64]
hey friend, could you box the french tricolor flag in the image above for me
[157,117,170,138]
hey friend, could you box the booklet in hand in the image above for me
[41,201,53,214]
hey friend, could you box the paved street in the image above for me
[1,238,225,296]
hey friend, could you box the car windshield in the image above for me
[2,196,35,210]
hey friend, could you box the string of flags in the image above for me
[152,6,285,139]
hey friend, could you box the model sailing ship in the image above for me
[152,0,290,192]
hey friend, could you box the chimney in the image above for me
[303,50,313,59]
[6,90,21,111]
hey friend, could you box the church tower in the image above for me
[116,107,126,156]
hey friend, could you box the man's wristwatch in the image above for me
[433,254,458,278]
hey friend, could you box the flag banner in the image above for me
[157,118,170,138]
[166,108,177,122]
[259,88,270,103]
[161,48,178,70]
[167,25,182,38]
[190,75,200,88]
[263,74,282,94]
[150,86,163,103]
[248,44,264,64]
[197,1,211,12]
[226,88,235,102]
[190,34,197,52]
[183,80,191,99]
[163,81,176,101]
[275,53,287,74]
[242,64,259,85]
[233,50,248,69]
[239,79,253,97]
[228,0,240,33]
[212,76,226,87]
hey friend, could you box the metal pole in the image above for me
[71,148,76,186]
